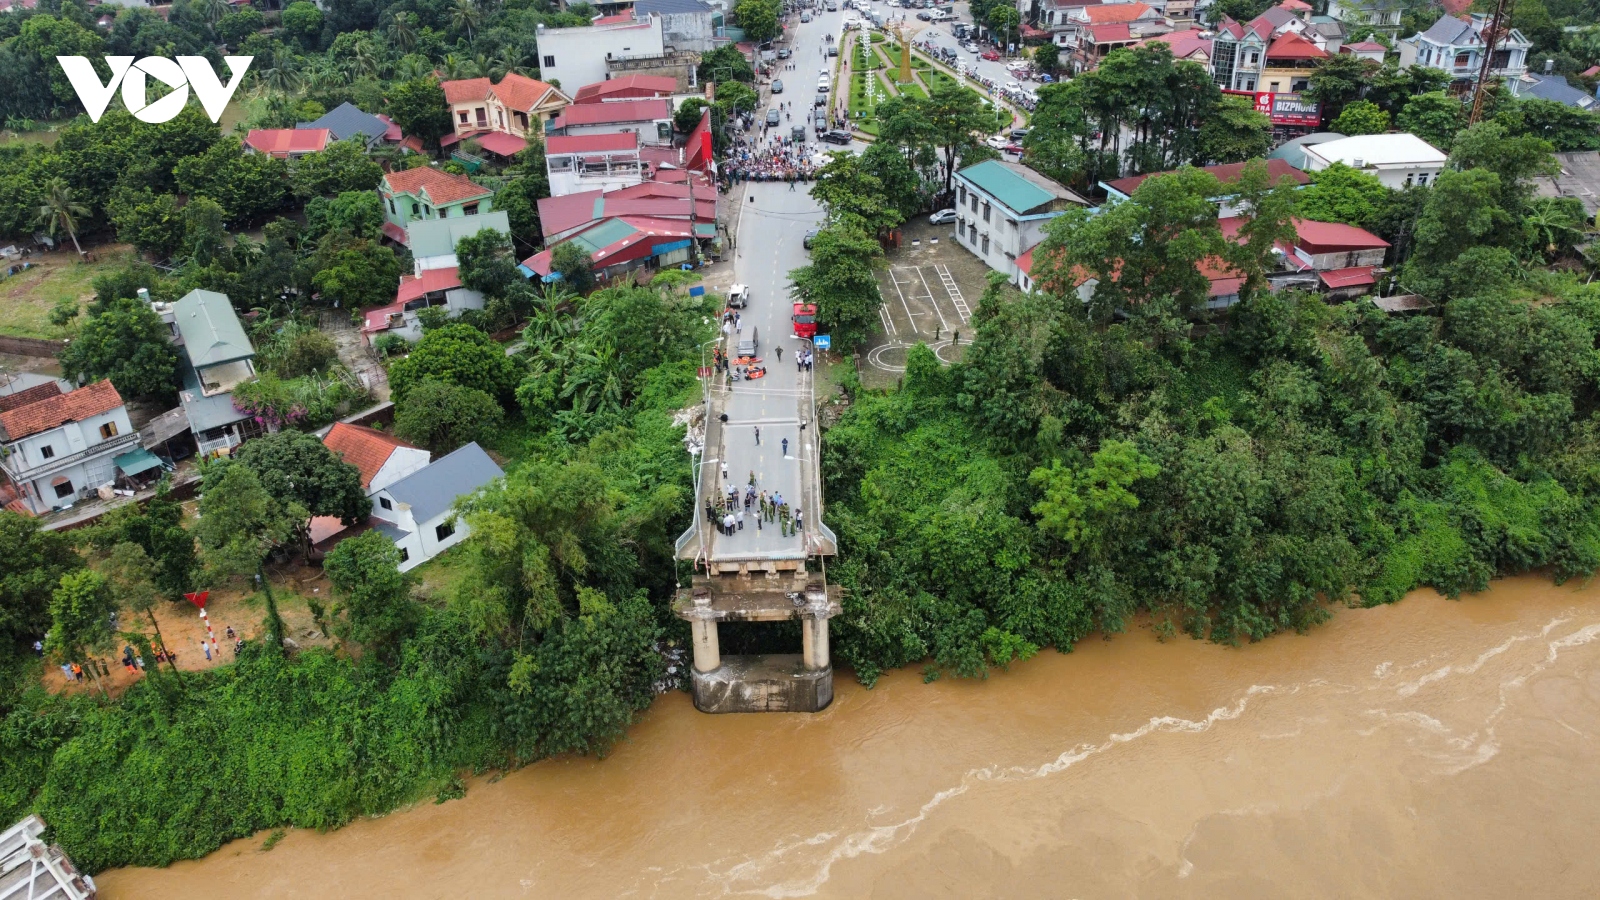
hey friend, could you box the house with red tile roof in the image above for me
[0,380,147,514]
[439,72,571,151]
[551,98,675,145]
[1260,31,1328,93]
[379,167,496,239]
[1056,3,1172,71]
[322,422,430,493]
[573,74,679,104]
[1340,40,1388,63]
[1136,28,1213,64]
[1102,159,1310,216]
[244,128,330,159]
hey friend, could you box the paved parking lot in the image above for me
[861,216,993,385]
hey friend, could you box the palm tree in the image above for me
[394,56,432,81]
[255,59,303,97]
[1525,200,1585,259]
[350,42,381,79]
[306,60,344,92]
[441,53,480,80]
[36,178,88,256]
[199,0,230,25]
[451,0,483,41]
[390,12,418,54]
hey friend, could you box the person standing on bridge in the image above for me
[775,345,783,362]
[782,437,790,456]
[754,425,761,445]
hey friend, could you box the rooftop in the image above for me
[634,0,713,14]
[440,76,492,105]
[1266,31,1329,60]
[1104,158,1310,197]
[382,167,495,206]
[383,442,504,524]
[395,267,463,305]
[546,132,640,154]
[244,128,329,157]
[299,102,388,143]
[174,289,254,368]
[1078,2,1153,23]
[406,210,512,260]
[0,380,123,442]
[1303,133,1447,167]
[491,72,566,111]
[572,75,679,104]
[959,159,1086,214]
[557,98,674,127]
[323,422,420,490]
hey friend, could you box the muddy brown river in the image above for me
[99,576,1600,898]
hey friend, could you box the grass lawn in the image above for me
[897,82,928,100]
[849,71,884,136]
[875,43,930,71]
[0,98,256,149]
[0,246,136,339]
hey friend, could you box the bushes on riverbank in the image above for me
[825,283,1600,684]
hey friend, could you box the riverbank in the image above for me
[98,573,1600,898]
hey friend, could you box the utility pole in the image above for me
[1468,0,1517,126]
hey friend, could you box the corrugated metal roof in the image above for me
[959,160,1074,214]
[300,102,388,143]
[174,289,254,368]
[383,442,503,525]
[406,211,511,259]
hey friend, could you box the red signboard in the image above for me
[1224,90,1322,127]
[698,366,712,378]
[184,590,210,609]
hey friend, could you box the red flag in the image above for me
[184,591,210,609]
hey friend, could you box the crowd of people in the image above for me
[722,131,823,185]
[707,473,805,539]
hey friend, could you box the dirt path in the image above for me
[321,310,390,401]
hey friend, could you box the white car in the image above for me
[929,209,957,224]
[985,134,1008,149]
[1005,81,1022,91]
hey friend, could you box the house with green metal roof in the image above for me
[170,289,265,457]
[952,159,1087,285]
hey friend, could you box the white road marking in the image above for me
[934,264,971,323]
[915,265,952,334]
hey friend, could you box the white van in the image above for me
[728,284,750,308]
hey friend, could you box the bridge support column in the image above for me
[808,616,830,670]
[690,597,721,672]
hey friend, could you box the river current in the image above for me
[99,575,1600,898]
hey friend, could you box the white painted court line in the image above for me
[914,266,953,334]
[934,264,971,323]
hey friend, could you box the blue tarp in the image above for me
[652,239,692,255]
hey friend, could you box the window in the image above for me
[423,205,433,217]
[54,480,74,499]
[39,445,55,459]
[981,235,990,254]
[1246,52,1259,67]
[982,202,991,223]
[388,199,396,214]
[1418,172,1430,185]
[1405,173,1414,185]
[99,421,118,439]
[379,496,392,510]
[458,111,469,124]
[1455,51,1470,68]
[398,546,410,563]
[969,194,978,212]
[411,202,420,216]
[474,107,487,127]
[435,521,456,541]
[544,55,556,68]
[958,186,966,205]
[463,203,479,215]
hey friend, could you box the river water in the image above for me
[99,576,1600,898]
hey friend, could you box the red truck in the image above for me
[792,302,818,338]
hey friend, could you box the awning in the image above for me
[475,131,529,157]
[50,475,70,486]
[439,132,462,148]
[1319,266,1376,289]
[115,447,164,477]
[381,222,409,246]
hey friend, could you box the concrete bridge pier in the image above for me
[674,576,842,713]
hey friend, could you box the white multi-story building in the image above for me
[952,160,1087,285]
[536,14,667,93]
[1398,13,1530,85]
[0,379,139,514]
[1299,133,1449,189]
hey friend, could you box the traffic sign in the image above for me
[814,335,831,350]
[698,366,712,378]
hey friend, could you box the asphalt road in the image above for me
[703,6,838,561]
